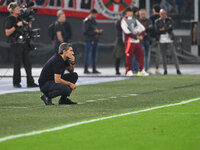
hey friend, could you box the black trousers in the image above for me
[40,72,78,99]
[11,43,34,85]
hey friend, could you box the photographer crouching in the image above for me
[5,2,38,88]
[38,43,78,105]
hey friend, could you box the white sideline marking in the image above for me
[0,97,200,143]
[0,106,28,109]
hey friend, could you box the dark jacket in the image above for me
[83,16,99,42]
[150,14,160,38]
[155,17,174,41]
[139,18,153,41]
[115,18,123,46]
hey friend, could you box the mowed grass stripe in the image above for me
[0,76,200,137]
[0,97,199,143]
[1,98,200,150]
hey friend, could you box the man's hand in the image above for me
[69,55,75,63]
[95,29,103,34]
[69,83,77,90]
[137,35,143,41]
[160,27,165,31]
[148,24,152,29]
[17,21,23,27]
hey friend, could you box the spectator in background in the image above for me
[139,9,153,72]
[121,7,149,76]
[132,6,140,73]
[150,4,161,74]
[132,6,139,19]
[132,9,153,73]
[155,9,181,75]
[83,8,103,74]
[54,10,72,53]
[113,12,125,75]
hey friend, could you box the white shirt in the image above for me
[160,33,173,43]
[121,17,145,43]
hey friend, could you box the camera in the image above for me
[16,1,40,50]
[19,2,37,22]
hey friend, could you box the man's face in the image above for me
[152,8,156,14]
[59,14,66,23]
[64,47,74,59]
[91,13,97,19]
[139,10,146,20]
[13,6,20,15]
[160,10,167,20]
[126,11,133,17]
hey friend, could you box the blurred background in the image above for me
[0,0,200,67]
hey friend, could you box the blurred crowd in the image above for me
[113,5,181,76]
[5,2,182,88]
[51,4,181,76]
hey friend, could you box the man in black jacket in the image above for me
[113,12,125,75]
[155,9,181,75]
[139,9,153,72]
[149,4,161,74]
[5,2,38,88]
[83,8,103,74]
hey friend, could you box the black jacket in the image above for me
[150,14,160,38]
[139,18,153,41]
[155,17,174,41]
[83,16,99,42]
[115,18,123,46]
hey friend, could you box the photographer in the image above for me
[155,9,181,75]
[5,2,38,88]
[38,43,78,105]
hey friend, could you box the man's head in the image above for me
[58,43,74,59]
[160,9,167,20]
[139,9,146,20]
[152,4,161,15]
[132,6,139,16]
[124,7,133,17]
[57,10,66,23]
[90,8,98,19]
[8,2,20,16]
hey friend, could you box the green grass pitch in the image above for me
[0,75,200,150]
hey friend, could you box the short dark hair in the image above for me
[90,8,98,14]
[132,6,139,14]
[153,4,161,13]
[58,43,72,54]
[124,7,132,13]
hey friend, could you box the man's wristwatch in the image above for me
[70,61,75,65]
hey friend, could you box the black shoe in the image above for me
[93,70,101,74]
[163,70,168,75]
[28,83,39,88]
[59,98,77,105]
[40,94,54,105]
[13,84,22,88]
[84,70,91,74]
[116,72,121,75]
[177,70,182,75]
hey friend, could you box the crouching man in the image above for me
[38,43,78,105]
